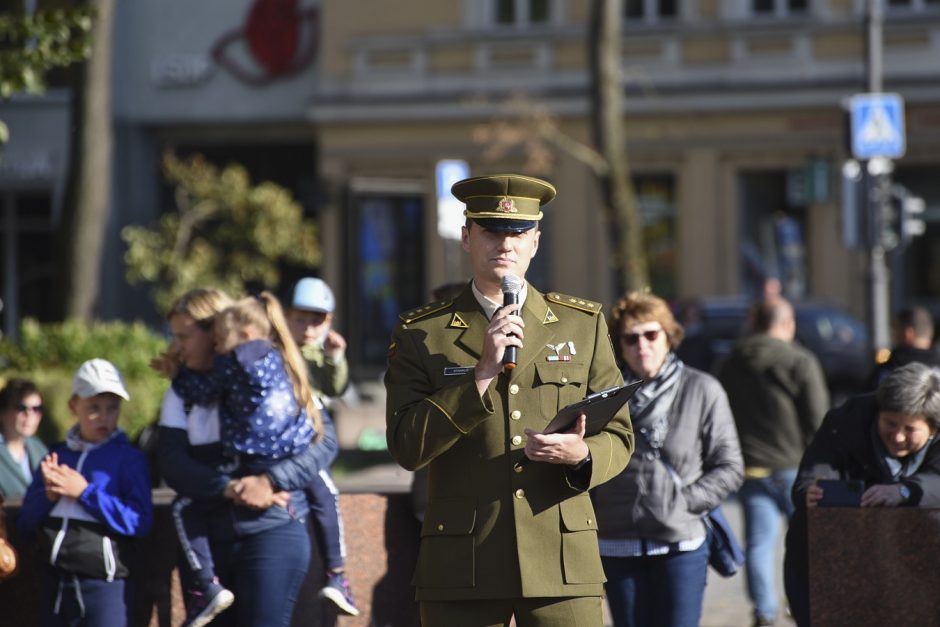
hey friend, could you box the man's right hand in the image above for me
[475,306,525,393]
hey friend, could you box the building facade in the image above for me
[2,0,939,377]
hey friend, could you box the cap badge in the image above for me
[496,196,518,213]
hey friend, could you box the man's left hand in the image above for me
[523,414,589,465]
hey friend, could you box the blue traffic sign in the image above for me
[850,93,906,160]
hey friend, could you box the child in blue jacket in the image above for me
[16,358,153,627]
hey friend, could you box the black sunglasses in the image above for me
[621,329,662,346]
[15,403,44,414]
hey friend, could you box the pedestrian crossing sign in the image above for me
[850,93,906,160]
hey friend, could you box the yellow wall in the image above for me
[681,38,730,65]
[320,0,462,75]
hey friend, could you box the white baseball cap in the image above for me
[71,358,131,400]
[291,277,335,313]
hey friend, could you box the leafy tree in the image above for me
[0,6,93,141]
[122,152,321,313]
[589,0,648,293]
[58,0,113,322]
[473,0,650,294]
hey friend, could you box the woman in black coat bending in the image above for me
[784,362,940,626]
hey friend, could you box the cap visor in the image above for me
[80,385,130,401]
[472,218,537,233]
[292,304,330,313]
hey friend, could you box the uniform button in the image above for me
[509,384,520,395]
[561,376,568,384]
[587,519,593,526]
[515,489,525,499]
[514,463,524,473]
[511,410,521,420]
[511,435,523,446]
[437,524,444,532]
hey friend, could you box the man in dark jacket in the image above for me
[867,306,940,390]
[717,297,829,627]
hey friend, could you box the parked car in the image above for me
[675,297,874,401]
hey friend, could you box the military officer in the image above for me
[384,173,635,626]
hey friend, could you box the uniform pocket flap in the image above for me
[534,362,587,386]
[421,497,477,537]
[559,495,598,532]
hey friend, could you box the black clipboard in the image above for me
[542,380,643,436]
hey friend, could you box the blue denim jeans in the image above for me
[210,518,311,627]
[601,540,710,627]
[306,468,346,571]
[738,469,797,622]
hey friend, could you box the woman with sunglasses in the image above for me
[591,292,744,627]
[0,378,48,498]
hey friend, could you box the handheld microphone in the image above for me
[501,274,523,369]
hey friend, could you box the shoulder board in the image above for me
[399,299,453,324]
[546,292,603,315]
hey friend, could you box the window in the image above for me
[752,0,807,17]
[624,0,677,22]
[737,170,808,300]
[0,190,56,337]
[494,0,551,27]
[634,174,678,300]
[348,193,426,369]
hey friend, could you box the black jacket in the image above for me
[717,334,829,469]
[784,394,940,625]
[867,345,940,390]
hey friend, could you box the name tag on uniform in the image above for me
[443,366,474,376]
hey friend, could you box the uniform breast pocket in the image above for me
[535,362,588,419]
[415,497,477,588]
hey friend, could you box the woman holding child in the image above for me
[156,288,335,627]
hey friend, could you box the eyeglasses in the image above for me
[620,329,662,346]
[15,403,43,414]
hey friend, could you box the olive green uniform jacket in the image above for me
[385,284,634,601]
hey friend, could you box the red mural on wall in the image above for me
[211,0,319,86]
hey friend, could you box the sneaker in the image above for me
[183,580,235,627]
[318,571,360,616]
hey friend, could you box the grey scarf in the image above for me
[623,352,684,449]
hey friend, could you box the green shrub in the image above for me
[0,318,169,442]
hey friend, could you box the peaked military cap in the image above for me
[452,174,556,233]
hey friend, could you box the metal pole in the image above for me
[866,0,891,353]
[2,192,18,341]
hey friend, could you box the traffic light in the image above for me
[890,184,927,248]
[899,192,926,247]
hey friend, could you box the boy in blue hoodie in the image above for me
[17,358,153,627]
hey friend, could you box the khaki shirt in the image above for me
[301,343,349,400]
[385,284,634,601]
